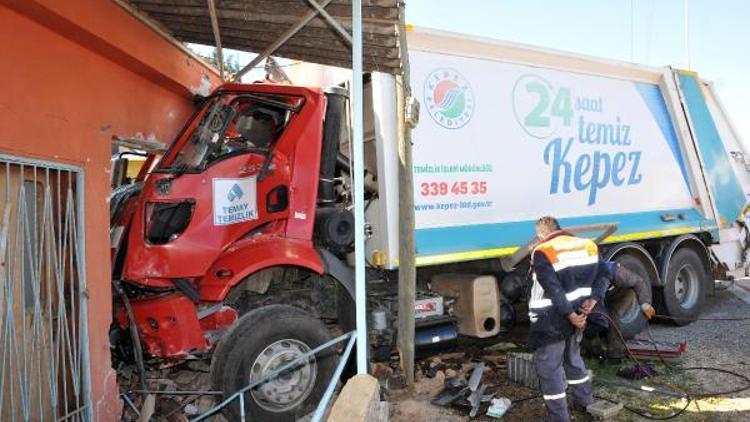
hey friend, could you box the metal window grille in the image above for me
[0,155,92,421]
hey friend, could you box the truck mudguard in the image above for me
[316,247,356,300]
[199,236,324,301]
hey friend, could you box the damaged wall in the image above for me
[0,0,221,419]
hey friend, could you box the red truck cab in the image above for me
[110,83,355,421]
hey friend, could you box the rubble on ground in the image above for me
[118,359,222,421]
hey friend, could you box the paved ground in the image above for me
[391,282,750,421]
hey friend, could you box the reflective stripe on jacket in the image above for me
[527,231,608,349]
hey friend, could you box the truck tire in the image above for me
[658,248,706,325]
[211,305,338,421]
[608,254,652,339]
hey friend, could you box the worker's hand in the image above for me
[568,312,587,329]
[581,298,598,315]
[641,303,656,320]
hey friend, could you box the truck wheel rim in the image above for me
[674,264,699,309]
[250,339,317,412]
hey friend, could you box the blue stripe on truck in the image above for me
[415,208,713,257]
[678,72,746,227]
[634,82,691,192]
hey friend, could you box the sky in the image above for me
[192,1,749,144]
[405,0,750,145]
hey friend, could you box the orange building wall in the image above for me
[0,1,221,419]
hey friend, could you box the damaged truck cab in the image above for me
[111,83,356,420]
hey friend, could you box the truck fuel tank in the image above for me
[431,274,502,338]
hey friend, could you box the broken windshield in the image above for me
[157,93,301,174]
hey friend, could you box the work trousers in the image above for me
[533,333,593,422]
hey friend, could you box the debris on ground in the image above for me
[625,338,686,361]
[388,334,553,421]
[486,397,511,418]
[616,362,657,380]
[118,359,224,421]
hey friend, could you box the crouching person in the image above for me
[528,217,609,422]
[583,261,657,361]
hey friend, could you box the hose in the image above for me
[590,310,750,419]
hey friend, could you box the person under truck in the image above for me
[582,262,657,361]
[528,216,609,422]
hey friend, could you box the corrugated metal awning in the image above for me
[117,0,402,75]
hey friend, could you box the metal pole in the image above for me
[351,0,368,374]
[684,0,690,69]
[395,5,416,388]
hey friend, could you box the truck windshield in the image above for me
[157,93,301,173]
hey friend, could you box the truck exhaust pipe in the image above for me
[319,86,349,206]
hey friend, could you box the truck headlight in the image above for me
[145,201,194,244]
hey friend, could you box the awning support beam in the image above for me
[305,0,353,45]
[206,0,224,80]
[232,0,335,81]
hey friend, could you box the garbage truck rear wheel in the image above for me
[658,248,706,325]
[608,253,652,339]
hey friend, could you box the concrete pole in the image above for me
[396,7,416,387]
[351,0,368,374]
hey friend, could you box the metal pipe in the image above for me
[305,0,353,45]
[76,168,95,422]
[131,390,223,396]
[351,0,368,374]
[190,331,354,422]
[311,332,357,421]
[113,279,148,392]
[233,0,334,81]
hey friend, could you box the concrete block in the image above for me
[586,400,623,420]
[328,374,386,422]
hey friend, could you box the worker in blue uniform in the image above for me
[528,216,609,422]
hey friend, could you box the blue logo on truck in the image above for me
[227,183,244,202]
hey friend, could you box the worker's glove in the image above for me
[641,303,656,320]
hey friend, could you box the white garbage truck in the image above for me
[288,27,750,348]
[110,26,750,420]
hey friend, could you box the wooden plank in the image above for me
[142,11,398,45]
[131,0,399,9]
[183,34,401,72]
[172,28,399,58]
[394,2,415,388]
[132,3,399,31]
[206,0,225,79]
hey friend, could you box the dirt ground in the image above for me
[115,282,750,421]
[390,284,750,422]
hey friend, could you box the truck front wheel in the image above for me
[211,305,337,421]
